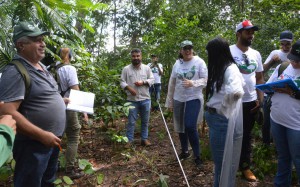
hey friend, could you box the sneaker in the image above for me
[141,139,151,146]
[195,158,202,170]
[242,169,257,182]
[65,167,84,179]
[178,152,191,160]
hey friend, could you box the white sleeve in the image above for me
[218,65,245,118]
[165,77,176,108]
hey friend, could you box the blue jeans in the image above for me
[178,99,201,158]
[13,139,60,187]
[149,83,161,110]
[126,99,151,142]
[205,111,229,187]
[271,119,300,187]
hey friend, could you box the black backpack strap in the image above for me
[277,61,290,78]
[55,63,69,97]
[10,60,31,98]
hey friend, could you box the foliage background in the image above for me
[0,0,299,124]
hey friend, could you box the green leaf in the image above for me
[158,174,169,187]
[97,173,104,184]
[78,159,91,170]
[63,176,74,185]
[53,178,62,184]
[84,168,94,174]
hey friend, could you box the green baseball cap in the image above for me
[13,21,50,42]
[180,40,193,48]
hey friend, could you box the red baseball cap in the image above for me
[235,20,259,32]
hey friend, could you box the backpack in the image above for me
[54,63,70,97]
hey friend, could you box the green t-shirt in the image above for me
[0,124,15,167]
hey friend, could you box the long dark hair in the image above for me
[205,37,236,101]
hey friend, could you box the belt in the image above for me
[206,106,217,114]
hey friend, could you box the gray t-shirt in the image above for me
[0,56,66,140]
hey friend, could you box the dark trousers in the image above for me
[239,101,257,170]
[262,95,272,145]
[13,139,59,187]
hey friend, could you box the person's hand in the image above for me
[271,55,281,66]
[83,113,89,123]
[182,78,193,88]
[134,81,144,87]
[0,101,16,134]
[250,99,261,114]
[273,84,294,95]
[63,98,71,104]
[250,99,261,113]
[0,115,16,134]
[40,131,62,147]
[126,86,137,96]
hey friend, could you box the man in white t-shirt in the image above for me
[148,54,163,111]
[262,31,293,145]
[230,20,264,182]
[57,48,88,179]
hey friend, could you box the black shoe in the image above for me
[65,167,84,179]
[179,152,191,160]
[195,158,202,170]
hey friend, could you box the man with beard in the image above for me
[262,31,294,146]
[120,48,154,147]
[230,20,264,181]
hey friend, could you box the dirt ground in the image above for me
[0,111,296,187]
[65,111,279,187]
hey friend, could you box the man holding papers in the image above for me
[120,48,154,147]
[262,30,294,145]
[56,47,88,179]
[266,40,300,187]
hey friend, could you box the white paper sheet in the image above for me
[67,89,95,114]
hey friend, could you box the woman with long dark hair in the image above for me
[205,37,245,187]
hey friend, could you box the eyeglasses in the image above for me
[242,53,249,66]
[183,46,193,51]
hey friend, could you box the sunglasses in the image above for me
[242,54,249,66]
[182,46,193,51]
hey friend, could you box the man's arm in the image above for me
[0,101,61,147]
[120,67,137,96]
[157,64,163,76]
[263,54,281,73]
[256,71,265,103]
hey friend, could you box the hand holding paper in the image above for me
[66,89,95,114]
[256,78,299,94]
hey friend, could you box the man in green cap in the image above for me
[0,21,66,186]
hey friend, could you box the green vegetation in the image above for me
[0,0,299,185]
